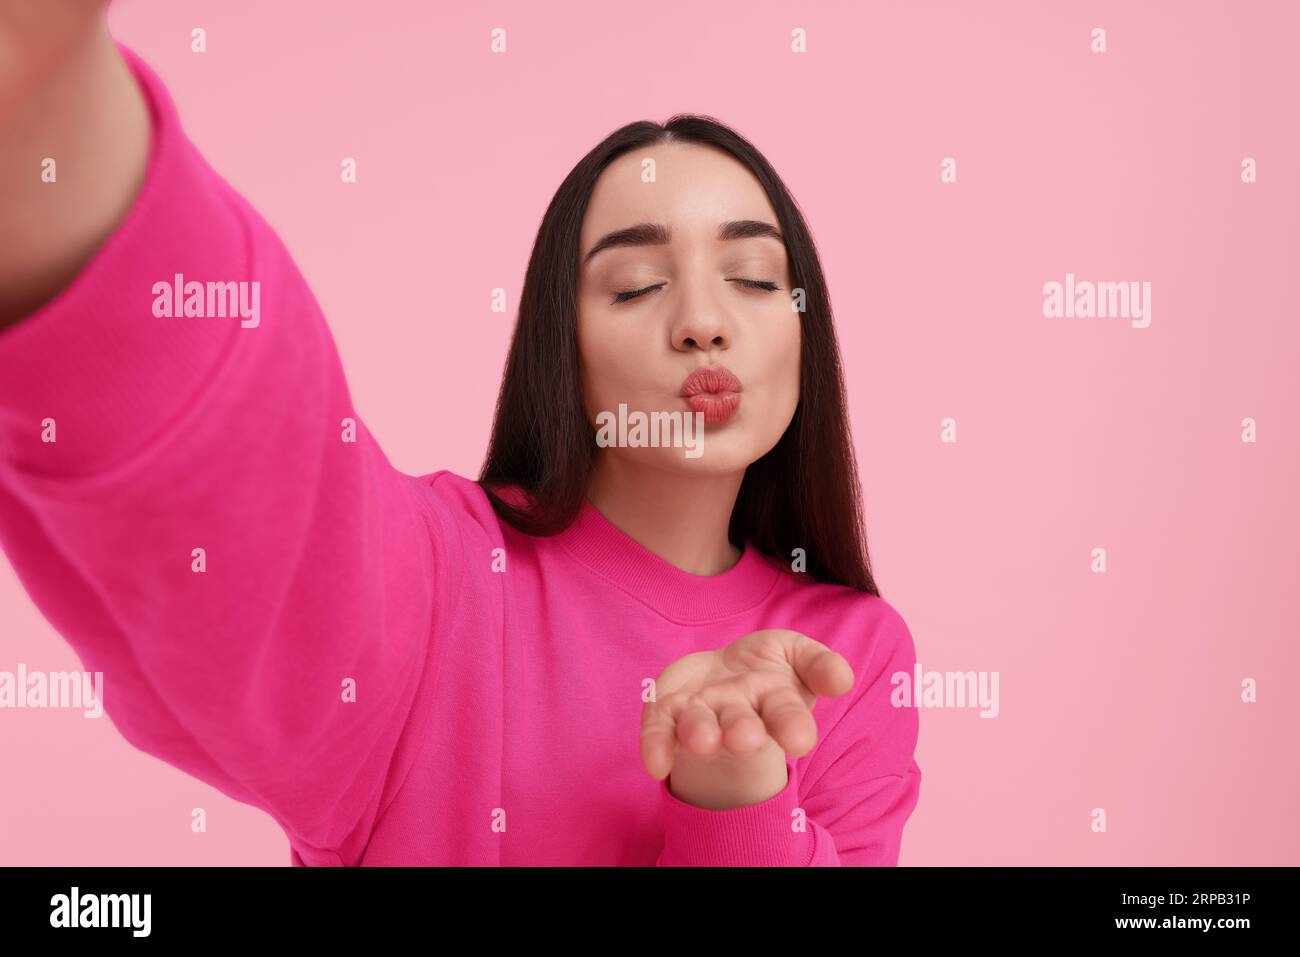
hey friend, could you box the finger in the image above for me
[785,634,856,700]
[756,683,819,757]
[673,695,724,759]
[713,695,769,757]
[639,699,679,781]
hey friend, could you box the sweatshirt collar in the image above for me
[554,498,783,623]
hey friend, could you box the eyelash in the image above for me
[610,279,780,305]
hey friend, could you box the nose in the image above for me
[669,280,732,353]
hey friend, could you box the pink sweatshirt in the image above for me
[0,45,921,866]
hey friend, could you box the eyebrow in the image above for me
[581,220,785,266]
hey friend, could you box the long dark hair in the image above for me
[477,114,879,595]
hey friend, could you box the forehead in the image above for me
[580,142,778,249]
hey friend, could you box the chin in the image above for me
[630,432,771,475]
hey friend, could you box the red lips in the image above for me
[679,366,743,424]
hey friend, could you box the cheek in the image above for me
[766,314,802,404]
[577,310,647,409]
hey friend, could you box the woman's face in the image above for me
[576,142,802,476]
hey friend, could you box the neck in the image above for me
[586,453,744,576]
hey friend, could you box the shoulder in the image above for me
[412,469,507,543]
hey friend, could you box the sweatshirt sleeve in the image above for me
[0,44,443,866]
[655,603,922,867]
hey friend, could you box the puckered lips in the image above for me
[679,366,743,424]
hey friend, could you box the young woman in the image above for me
[0,6,921,866]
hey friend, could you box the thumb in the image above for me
[784,632,855,699]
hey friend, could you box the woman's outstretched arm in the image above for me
[0,1,148,326]
[0,7,445,865]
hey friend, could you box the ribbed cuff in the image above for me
[657,757,815,866]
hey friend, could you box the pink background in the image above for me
[2,0,1297,865]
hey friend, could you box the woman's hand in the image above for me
[640,628,855,810]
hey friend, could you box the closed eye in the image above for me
[611,283,665,304]
[610,279,781,305]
